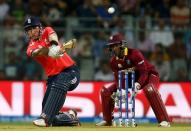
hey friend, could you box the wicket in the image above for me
[112,69,137,127]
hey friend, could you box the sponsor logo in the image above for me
[0,82,191,122]
[71,77,77,84]
[138,60,144,65]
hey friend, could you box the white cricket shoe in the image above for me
[159,121,171,127]
[33,118,48,127]
[96,120,111,126]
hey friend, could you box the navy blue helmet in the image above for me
[24,16,41,31]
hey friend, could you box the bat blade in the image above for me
[62,39,77,49]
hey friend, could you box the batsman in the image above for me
[96,33,170,127]
[24,16,80,127]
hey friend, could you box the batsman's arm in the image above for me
[48,39,77,58]
[31,38,77,58]
[31,46,62,58]
[31,32,59,57]
[31,47,49,57]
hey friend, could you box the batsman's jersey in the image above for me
[26,27,75,76]
[110,48,158,88]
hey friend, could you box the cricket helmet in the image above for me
[24,16,41,31]
[107,33,127,47]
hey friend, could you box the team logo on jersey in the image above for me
[138,60,144,65]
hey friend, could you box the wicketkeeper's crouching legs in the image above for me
[96,83,117,126]
[143,74,170,124]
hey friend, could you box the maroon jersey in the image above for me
[110,48,159,87]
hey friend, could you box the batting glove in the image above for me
[48,45,63,58]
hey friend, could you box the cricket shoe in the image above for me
[68,109,77,119]
[33,118,49,127]
[96,120,112,126]
[159,121,171,127]
[68,109,81,126]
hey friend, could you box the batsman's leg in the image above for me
[34,66,80,126]
[42,81,52,110]
[41,84,67,125]
[33,85,67,127]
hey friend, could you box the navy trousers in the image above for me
[41,65,80,124]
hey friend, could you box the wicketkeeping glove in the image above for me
[111,89,127,107]
[134,82,141,95]
[111,83,141,107]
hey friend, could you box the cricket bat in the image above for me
[61,39,77,51]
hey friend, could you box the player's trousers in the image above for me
[41,64,80,124]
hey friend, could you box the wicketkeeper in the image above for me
[96,33,170,127]
[24,16,80,127]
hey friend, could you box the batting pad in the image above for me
[42,87,66,125]
[143,84,170,123]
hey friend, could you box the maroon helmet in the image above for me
[107,33,127,47]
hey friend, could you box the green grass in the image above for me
[0,122,191,131]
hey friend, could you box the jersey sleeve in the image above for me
[44,27,59,44]
[26,42,43,57]
[132,50,148,87]
[45,27,55,36]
